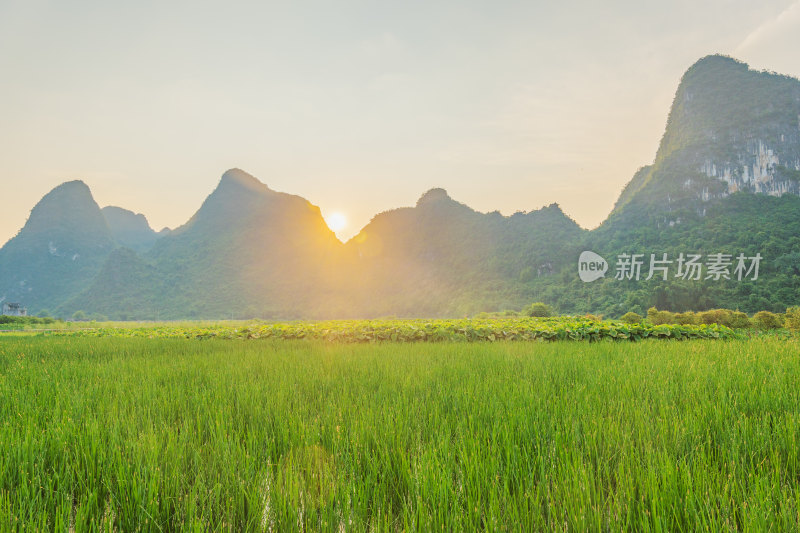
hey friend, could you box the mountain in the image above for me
[571,55,800,316]
[4,55,800,319]
[610,55,800,218]
[102,206,160,251]
[63,178,583,319]
[64,169,348,319]
[346,188,584,316]
[0,180,115,312]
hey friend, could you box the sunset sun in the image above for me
[324,211,347,234]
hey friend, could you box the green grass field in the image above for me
[1,335,799,531]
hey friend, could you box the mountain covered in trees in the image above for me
[2,55,800,320]
[101,206,161,252]
[0,180,116,314]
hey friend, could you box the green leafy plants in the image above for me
[41,317,738,343]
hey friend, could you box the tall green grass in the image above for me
[1,337,798,530]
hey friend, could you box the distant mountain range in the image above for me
[3,55,800,319]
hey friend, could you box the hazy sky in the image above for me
[2,0,800,244]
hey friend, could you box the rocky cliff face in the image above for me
[696,138,800,199]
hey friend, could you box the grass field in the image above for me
[1,335,799,530]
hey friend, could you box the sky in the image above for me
[1,0,800,244]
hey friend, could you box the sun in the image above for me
[324,211,347,234]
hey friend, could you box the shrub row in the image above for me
[617,307,793,330]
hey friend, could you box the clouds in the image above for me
[736,1,800,75]
[737,1,800,52]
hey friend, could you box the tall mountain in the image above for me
[345,188,584,316]
[64,169,348,319]
[610,55,800,219]
[579,55,800,316]
[0,181,115,312]
[102,206,160,251]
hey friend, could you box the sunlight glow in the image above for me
[324,211,347,234]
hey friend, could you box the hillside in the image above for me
[0,181,115,312]
[102,206,160,252]
[346,189,584,316]
[560,55,800,316]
